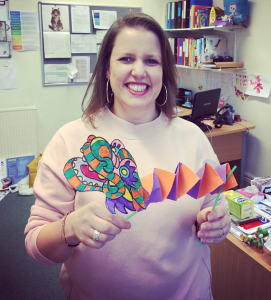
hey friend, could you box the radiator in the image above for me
[0,107,38,159]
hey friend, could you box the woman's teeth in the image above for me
[127,84,148,92]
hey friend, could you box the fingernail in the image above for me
[208,215,214,222]
[125,222,131,229]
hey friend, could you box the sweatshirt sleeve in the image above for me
[24,131,76,266]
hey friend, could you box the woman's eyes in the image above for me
[145,59,160,65]
[119,57,160,65]
[119,57,134,63]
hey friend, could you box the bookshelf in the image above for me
[165,25,246,71]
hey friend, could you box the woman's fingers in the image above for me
[197,205,231,245]
[68,202,131,248]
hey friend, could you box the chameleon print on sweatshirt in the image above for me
[64,135,145,214]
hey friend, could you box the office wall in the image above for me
[1,0,270,180]
[1,0,167,153]
[228,0,271,179]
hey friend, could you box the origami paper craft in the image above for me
[64,135,238,215]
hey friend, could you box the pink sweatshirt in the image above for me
[25,108,227,300]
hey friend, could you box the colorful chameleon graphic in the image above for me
[64,135,145,214]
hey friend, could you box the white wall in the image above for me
[228,0,271,179]
[1,0,270,180]
[1,0,167,152]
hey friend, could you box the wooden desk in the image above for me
[177,107,255,187]
[210,234,271,300]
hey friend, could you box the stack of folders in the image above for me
[165,0,212,29]
[168,35,226,66]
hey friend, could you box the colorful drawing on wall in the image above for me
[234,74,248,87]
[234,87,248,100]
[246,74,271,98]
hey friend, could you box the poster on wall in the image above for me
[10,11,40,51]
[246,74,271,98]
[42,4,70,32]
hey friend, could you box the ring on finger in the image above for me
[93,229,100,242]
[220,227,225,238]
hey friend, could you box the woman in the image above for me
[25,13,231,300]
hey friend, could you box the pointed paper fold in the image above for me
[167,163,200,200]
[210,163,227,194]
[187,163,224,199]
[156,168,176,200]
[220,163,238,192]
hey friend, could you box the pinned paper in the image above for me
[67,63,78,79]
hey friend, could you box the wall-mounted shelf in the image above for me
[164,25,245,33]
[175,65,246,72]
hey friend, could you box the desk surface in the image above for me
[210,233,271,300]
[176,106,255,137]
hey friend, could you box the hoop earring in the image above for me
[156,83,167,107]
[106,79,114,104]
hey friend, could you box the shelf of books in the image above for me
[166,27,245,71]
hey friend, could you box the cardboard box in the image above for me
[225,190,254,219]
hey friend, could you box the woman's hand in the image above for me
[196,206,231,245]
[65,202,131,249]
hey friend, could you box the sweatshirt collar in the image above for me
[99,107,169,140]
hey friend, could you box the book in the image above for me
[230,212,262,226]
[205,8,210,27]
[197,8,206,28]
[192,5,211,28]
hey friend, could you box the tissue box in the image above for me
[225,190,254,219]
[236,188,265,203]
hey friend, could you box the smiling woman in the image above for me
[25,12,231,300]
[82,12,178,126]
[107,27,163,123]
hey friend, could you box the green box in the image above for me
[225,190,254,219]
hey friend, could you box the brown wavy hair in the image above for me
[82,12,178,126]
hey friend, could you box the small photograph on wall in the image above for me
[42,4,70,33]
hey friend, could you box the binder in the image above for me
[167,2,171,29]
[186,0,191,28]
[174,1,179,29]
[179,38,183,65]
[165,3,168,29]
[182,0,186,28]
[171,2,175,29]
[177,38,180,65]
[177,1,182,29]
[174,38,178,64]
[182,38,186,65]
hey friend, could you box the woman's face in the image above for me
[107,27,163,122]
